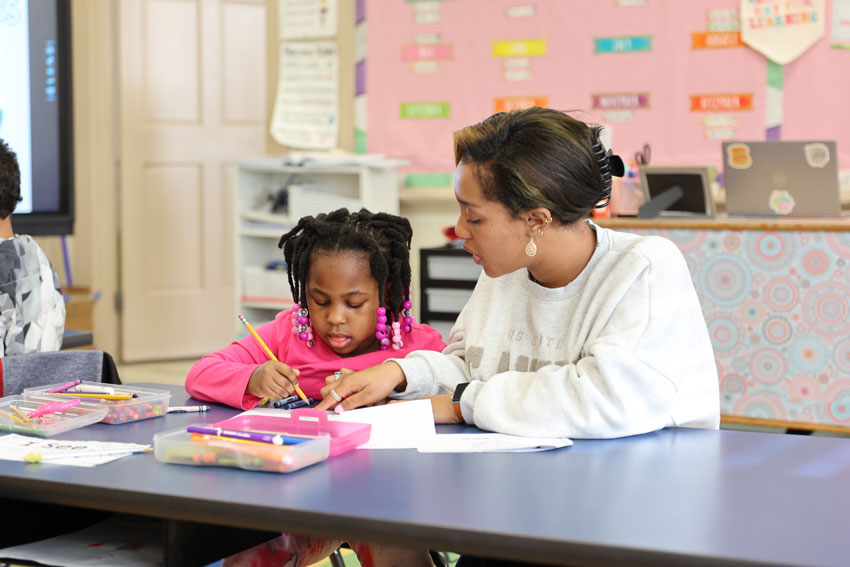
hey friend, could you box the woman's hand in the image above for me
[324,367,354,386]
[315,362,407,411]
[246,361,300,400]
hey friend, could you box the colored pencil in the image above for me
[238,313,309,403]
[49,392,135,400]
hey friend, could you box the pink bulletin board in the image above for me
[364,0,850,186]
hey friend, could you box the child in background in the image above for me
[187,208,445,567]
[186,207,445,409]
[0,138,65,357]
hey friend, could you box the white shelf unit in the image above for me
[235,156,404,334]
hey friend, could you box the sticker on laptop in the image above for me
[804,143,831,168]
[726,143,752,169]
[769,189,796,215]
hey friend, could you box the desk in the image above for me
[1,384,849,566]
[599,217,850,433]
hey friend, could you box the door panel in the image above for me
[120,0,266,361]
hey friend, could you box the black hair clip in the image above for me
[592,137,625,209]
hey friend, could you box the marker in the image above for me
[24,446,152,464]
[47,379,82,393]
[167,405,210,414]
[27,398,81,418]
[238,314,309,403]
[186,424,310,445]
[70,385,115,395]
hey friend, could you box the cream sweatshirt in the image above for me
[392,223,719,439]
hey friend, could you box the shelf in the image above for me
[400,187,455,204]
[240,227,289,238]
[240,299,293,310]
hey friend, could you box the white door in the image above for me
[119,0,266,361]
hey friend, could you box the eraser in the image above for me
[334,405,345,414]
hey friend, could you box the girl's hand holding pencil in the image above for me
[246,361,303,402]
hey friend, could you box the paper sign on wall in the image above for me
[270,42,338,149]
[279,0,338,40]
[740,0,825,64]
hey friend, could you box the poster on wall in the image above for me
[740,0,826,63]
[270,41,338,149]
[279,0,337,40]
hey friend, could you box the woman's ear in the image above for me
[526,208,553,234]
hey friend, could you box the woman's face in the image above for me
[453,162,530,278]
[305,251,381,357]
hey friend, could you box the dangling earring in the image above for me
[525,233,537,257]
[376,306,390,350]
[291,303,314,348]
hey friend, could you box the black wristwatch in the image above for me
[452,382,470,420]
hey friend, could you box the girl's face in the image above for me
[453,162,530,278]
[305,251,382,357]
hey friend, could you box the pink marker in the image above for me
[47,379,82,393]
[27,398,81,418]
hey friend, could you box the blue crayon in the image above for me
[273,395,300,408]
[280,398,314,410]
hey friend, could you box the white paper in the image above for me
[270,41,338,149]
[0,433,150,467]
[417,433,572,453]
[332,399,436,449]
[279,0,337,40]
[244,399,437,450]
[0,514,163,567]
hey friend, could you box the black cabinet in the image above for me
[419,247,482,342]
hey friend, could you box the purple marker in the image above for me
[186,425,309,445]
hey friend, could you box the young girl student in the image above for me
[318,107,720,445]
[187,208,444,567]
[186,207,445,409]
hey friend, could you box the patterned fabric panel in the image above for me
[620,228,850,429]
[0,235,65,357]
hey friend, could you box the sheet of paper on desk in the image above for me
[244,399,436,449]
[0,433,150,467]
[332,399,436,449]
[417,433,572,453]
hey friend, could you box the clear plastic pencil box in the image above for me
[154,408,371,473]
[0,394,109,436]
[23,381,171,424]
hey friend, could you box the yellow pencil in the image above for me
[9,405,31,422]
[50,392,134,400]
[238,314,308,403]
[0,408,25,424]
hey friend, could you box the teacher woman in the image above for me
[317,107,719,440]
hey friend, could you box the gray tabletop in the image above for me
[1,383,849,566]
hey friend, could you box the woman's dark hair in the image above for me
[279,208,413,319]
[453,107,615,225]
[0,138,22,220]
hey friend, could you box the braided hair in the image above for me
[279,208,414,322]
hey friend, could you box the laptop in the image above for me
[722,141,842,217]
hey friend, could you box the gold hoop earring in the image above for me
[525,233,537,257]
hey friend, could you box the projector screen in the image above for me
[0,0,73,235]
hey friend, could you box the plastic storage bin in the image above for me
[23,382,171,424]
[154,409,371,473]
[0,394,109,436]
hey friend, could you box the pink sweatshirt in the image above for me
[185,309,446,409]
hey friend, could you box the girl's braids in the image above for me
[278,208,414,320]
